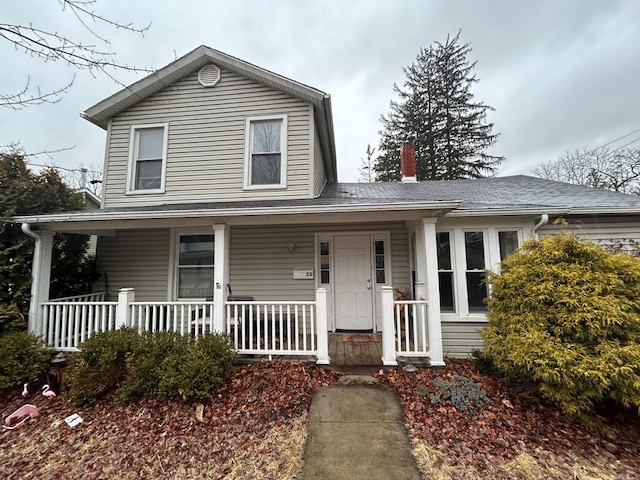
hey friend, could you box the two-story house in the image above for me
[16,46,640,366]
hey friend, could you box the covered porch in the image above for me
[20,204,452,367]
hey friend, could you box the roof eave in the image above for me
[13,200,463,225]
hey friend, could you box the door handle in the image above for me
[367,279,371,290]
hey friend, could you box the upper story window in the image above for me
[244,115,287,189]
[127,123,168,194]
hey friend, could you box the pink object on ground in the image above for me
[22,383,29,397]
[41,384,56,397]
[3,404,39,430]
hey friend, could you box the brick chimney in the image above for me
[400,142,417,183]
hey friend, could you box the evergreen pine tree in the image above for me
[375,31,504,181]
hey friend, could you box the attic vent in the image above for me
[198,64,220,87]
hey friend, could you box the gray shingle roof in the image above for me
[12,175,640,225]
[322,175,640,211]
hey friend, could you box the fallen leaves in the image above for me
[376,358,640,479]
[0,361,339,480]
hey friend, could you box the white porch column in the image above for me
[22,225,53,336]
[420,218,445,366]
[213,224,229,333]
[116,288,135,328]
[315,288,330,364]
[381,285,397,366]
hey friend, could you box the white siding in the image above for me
[103,67,313,208]
[442,322,485,358]
[539,216,640,252]
[229,222,410,300]
[94,229,170,301]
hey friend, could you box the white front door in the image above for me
[334,235,373,330]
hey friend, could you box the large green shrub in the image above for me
[117,331,191,402]
[481,233,640,423]
[0,332,51,389]
[66,329,236,406]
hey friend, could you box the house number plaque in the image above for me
[293,269,314,280]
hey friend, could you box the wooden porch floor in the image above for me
[328,333,382,368]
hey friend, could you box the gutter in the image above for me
[12,200,464,225]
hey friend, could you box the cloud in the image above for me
[1,0,639,182]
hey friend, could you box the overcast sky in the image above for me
[2,0,639,184]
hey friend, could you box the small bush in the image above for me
[429,375,490,415]
[67,329,236,406]
[66,327,140,406]
[0,332,51,389]
[471,349,503,378]
[482,233,640,424]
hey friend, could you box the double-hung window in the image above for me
[464,231,488,312]
[244,115,287,188]
[437,232,455,312]
[176,234,214,299]
[127,124,168,193]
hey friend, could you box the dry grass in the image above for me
[411,439,624,480]
[166,414,308,480]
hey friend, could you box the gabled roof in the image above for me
[81,45,337,182]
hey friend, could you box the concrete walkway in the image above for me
[302,375,421,480]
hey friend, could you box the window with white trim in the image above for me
[176,234,214,299]
[498,230,519,261]
[464,231,488,312]
[127,124,168,193]
[244,115,287,188]
[436,232,455,312]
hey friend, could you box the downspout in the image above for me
[532,213,549,238]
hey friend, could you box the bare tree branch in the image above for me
[533,146,640,195]
[0,75,75,110]
[1,0,152,109]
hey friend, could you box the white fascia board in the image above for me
[446,206,640,217]
[13,200,463,225]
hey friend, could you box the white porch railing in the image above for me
[38,288,329,363]
[226,301,317,356]
[394,300,429,356]
[48,292,107,302]
[381,286,430,366]
[40,300,118,351]
[129,301,215,336]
